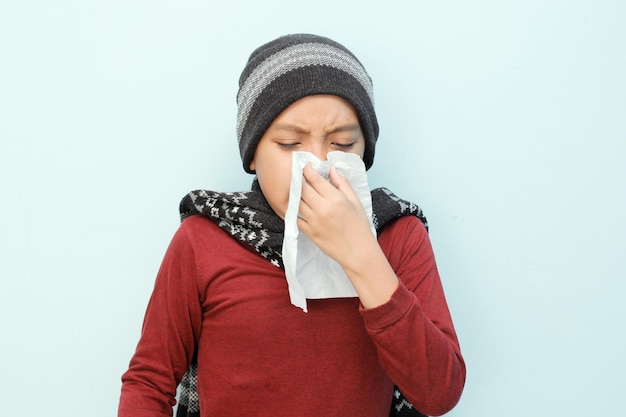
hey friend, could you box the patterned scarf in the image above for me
[176,180,428,417]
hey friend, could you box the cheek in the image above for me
[255,158,292,218]
[350,141,366,159]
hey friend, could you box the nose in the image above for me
[304,142,328,161]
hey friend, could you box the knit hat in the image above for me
[236,33,379,174]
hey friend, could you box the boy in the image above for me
[119,33,465,417]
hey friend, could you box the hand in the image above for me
[297,164,376,269]
[297,163,399,308]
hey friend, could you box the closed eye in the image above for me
[333,141,357,149]
[277,142,300,149]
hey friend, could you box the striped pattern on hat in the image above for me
[236,34,379,174]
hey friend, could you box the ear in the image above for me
[248,158,256,172]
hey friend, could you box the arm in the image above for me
[362,217,465,416]
[298,166,465,415]
[118,223,202,417]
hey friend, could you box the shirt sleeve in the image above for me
[360,216,466,416]
[118,221,202,417]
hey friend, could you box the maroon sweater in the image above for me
[119,215,465,417]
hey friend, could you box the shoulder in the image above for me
[180,213,218,233]
[378,215,428,244]
[168,215,238,255]
[377,215,434,272]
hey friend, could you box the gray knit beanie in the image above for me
[236,33,379,174]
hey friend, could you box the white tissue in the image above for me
[282,151,376,312]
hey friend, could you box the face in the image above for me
[249,94,366,219]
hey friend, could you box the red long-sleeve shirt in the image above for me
[119,214,465,416]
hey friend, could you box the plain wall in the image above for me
[1,1,625,415]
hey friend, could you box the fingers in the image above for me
[298,180,314,223]
[301,163,330,193]
[299,164,325,223]
[302,164,350,194]
[299,165,318,209]
[300,164,361,208]
[328,166,352,194]
[300,163,333,209]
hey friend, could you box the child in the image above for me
[118,33,465,417]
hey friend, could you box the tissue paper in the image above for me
[282,151,376,312]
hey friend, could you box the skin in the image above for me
[249,94,399,308]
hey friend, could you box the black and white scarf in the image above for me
[176,180,428,417]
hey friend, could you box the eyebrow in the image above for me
[272,123,361,135]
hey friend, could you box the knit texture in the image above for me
[236,34,379,173]
[179,181,428,269]
[176,180,428,417]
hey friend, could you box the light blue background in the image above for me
[1,1,625,416]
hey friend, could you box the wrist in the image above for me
[341,240,399,309]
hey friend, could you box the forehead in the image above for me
[272,95,359,123]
